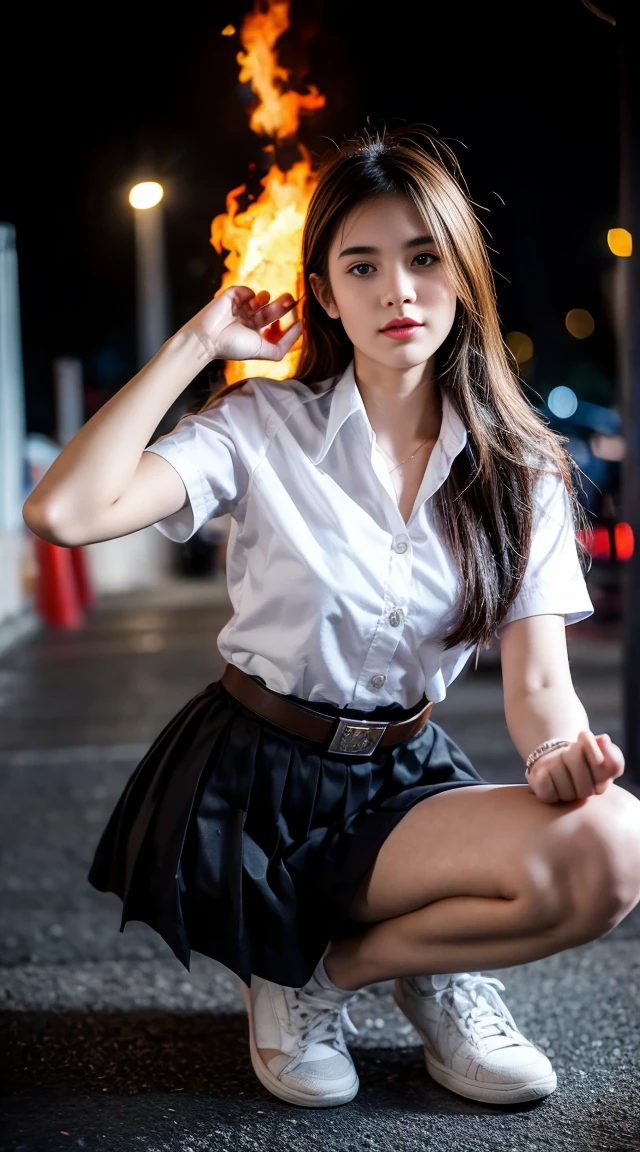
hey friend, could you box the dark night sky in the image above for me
[0,0,627,434]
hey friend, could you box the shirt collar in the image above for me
[311,359,468,466]
[310,360,365,465]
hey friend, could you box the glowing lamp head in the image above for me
[607,228,632,257]
[129,182,164,210]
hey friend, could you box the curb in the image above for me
[0,608,42,658]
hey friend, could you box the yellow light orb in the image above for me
[565,309,595,339]
[505,331,534,364]
[607,228,632,257]
[129,182,164,210]
[221,23,236,35]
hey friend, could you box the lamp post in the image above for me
[129,181,170,370]
[0,223,26,536]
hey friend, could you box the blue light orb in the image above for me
[548,386,578,419]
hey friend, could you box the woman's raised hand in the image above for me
[181,285,303,363]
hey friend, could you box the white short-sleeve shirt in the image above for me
[144,360,593,709]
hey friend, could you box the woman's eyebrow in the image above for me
[337,234,435,259]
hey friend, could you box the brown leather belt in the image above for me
[220,663,435,758]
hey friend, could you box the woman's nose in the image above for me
[381,267,417,307]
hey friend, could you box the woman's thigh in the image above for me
[346,781,638,924]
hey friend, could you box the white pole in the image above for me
[133,200,170,369]
[53,356,84,446]
[0,223,27,533]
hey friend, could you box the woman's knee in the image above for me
[549,785,640,939]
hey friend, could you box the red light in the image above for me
[614,522,634,561]
[590,525,611,560]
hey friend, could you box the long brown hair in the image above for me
[198,124,591,651]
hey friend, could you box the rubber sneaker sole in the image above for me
[239,981,360,1108]
[392,982,557,1105]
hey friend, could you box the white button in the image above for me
[369,674,386,689]
[388,609,403,627]
[394,538,408,554]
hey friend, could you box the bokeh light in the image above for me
[589,433,625,462]
[565,309,595,339]
[615,523,634,561]
[548,386,578,419]
[221,24,236,35]
[505,331,534,364]
[129,182,164,210]
[607,228,632,257]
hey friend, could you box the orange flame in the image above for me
[237,0,325,139]
[211,0,325,382]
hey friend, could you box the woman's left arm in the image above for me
[500,613,625,805]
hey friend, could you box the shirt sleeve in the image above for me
[495,469,594,636]
[142,401,248,543]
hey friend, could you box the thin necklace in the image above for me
[378,438,433,473]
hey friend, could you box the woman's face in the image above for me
[309,193,457,372]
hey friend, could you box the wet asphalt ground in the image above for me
[0,576,639,1152]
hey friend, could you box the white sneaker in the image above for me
[239,968,360,1108]
[393,972,557,1104]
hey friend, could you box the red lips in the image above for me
[381,317,422,331]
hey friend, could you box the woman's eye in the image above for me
[347,253,438,276]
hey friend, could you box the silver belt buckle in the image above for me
[327,717,388,757]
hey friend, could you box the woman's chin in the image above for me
[354,341,435,371]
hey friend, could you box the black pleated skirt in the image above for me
[88,673,487,988]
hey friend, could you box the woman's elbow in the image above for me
[22,499,75,547]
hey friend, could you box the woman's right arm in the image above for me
[22,286,301,547]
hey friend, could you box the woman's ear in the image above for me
[309,272,340,319]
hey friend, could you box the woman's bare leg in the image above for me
[324,782,640,992]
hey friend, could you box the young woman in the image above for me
[23,126,640,1111]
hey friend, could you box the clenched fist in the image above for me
[526,730,625,805]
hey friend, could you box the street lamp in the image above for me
[607,227,632,257]
[129,181,170,369]
[129,181,164,211]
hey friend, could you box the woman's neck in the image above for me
[352,351,442,450]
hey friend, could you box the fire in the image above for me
[237,0,325,140]
[211,0,325,383]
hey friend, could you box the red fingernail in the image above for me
[264,319,283,344]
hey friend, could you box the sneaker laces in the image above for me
[281,985,360,1071]
[436,974,530,1049]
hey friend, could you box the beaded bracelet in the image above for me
[525,738,572,774]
